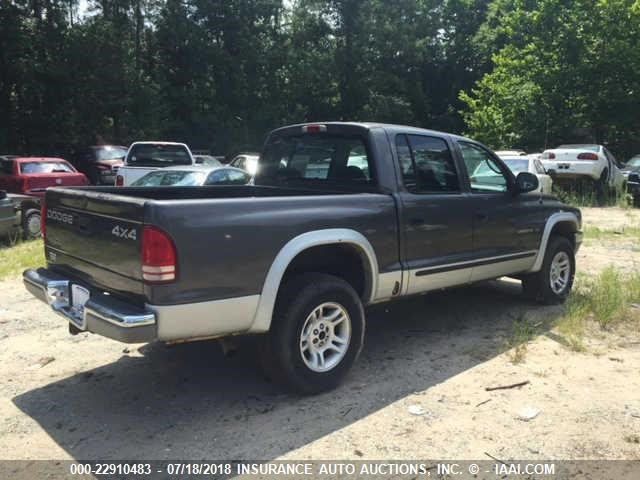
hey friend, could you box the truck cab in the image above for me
[115,142,195,186]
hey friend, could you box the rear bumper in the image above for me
[23,268,156,343]
[541,160,601,180]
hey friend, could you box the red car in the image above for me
[0,157,88,198]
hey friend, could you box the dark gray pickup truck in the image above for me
[24,122,582,393]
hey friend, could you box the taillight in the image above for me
[115,175,124,186]
[577,152,598,160]
[41,203,46,239]
[142,226,177,283]
[542,152,555,159]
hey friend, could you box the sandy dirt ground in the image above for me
[0,208,638,461]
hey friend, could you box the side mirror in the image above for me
[516,172,539,194]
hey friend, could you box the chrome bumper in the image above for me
[23,268,156,343]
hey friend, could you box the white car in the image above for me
[230,153,260,176]
[540,144,625,192]
[500,155,553,194]
[115,142,195,186]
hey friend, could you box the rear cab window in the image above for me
[395,134,460,193]
[257,131,376,190]
[126,144,192,168]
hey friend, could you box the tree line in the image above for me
[1,1,639,159]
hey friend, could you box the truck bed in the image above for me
[44,185,399,308]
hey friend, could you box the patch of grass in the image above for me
[507,312,538,363]
[0,239,45,280]
[556,267,640,346]
[583,226,640,242]
[552,183,633,208]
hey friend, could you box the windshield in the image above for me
[258,134,374,188]
[503,158,530,173]
[558,144,599,152]
[20,162,74,174]
[95,146,127,161]
[131,170,206,186]
[126,144,192,167]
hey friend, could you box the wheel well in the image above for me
[282,244,369,300]
[550,221,577,249]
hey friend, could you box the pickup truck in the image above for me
[115,142,195,186]
[23,122,582,394]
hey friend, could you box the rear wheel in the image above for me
[522,235,575,305]
[22,209,42,239]
[260,273,365,394]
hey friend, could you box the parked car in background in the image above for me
[193,155,222,166]
[500,155,553,194]
[0,190,18,239]
[230,152,260,175]
[131,165,251,187]
[115,142,195,186]
[494,150,526,157]
[0,157,88,198]
[73,145,127,185]
[622,155,640,179]
[540,144,625,194]
[0,190,43,239]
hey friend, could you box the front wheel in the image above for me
[522,235,575,305]
[260,273,365,394]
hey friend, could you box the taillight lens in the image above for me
[542,152,555,159]
[302,124,327,133]
[115,175,124,186]
[142,226,177,283]
[41,203,46,239]
[577,152,598,160]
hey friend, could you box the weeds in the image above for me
[556,267,640,348]
[507,312,538,363]
[583,226,640,243]
[0,239,45,280]
[552,183,633,208]
[509,268,639,360]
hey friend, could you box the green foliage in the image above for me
[0,1,493,156]
[461,0,640,157]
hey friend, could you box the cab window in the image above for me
[396,134,459,193]
[458,142,510,193]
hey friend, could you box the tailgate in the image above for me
[44,188,147,298]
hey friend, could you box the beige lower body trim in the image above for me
[148,294,260,341]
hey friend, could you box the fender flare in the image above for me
[247,229,379,333]
[528,212,580,272]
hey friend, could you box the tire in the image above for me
[522,235,575,305]
[22,208,42,239]
[260,272,365,394]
